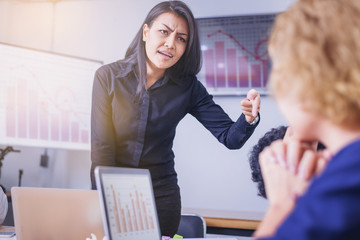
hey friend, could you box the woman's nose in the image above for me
[164,35,176,49]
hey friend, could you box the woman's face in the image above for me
[283,126,319,150]
[143,12,188,75]
[277,95,319,143]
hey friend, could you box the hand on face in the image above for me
[241,89,261,123]
[259,139,331,206]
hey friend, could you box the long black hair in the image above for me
[119,1,202,99]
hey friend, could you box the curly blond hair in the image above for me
[268,0,360,129]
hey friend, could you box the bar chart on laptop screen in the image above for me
[102,174,159,240]
[196,14,276,95]
[0,43,102,150]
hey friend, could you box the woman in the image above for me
[91,1,260,236]
[254,0,360,239]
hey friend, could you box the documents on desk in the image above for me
[0,227,16,239]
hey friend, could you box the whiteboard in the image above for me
[0,43,102,150]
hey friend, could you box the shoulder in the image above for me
[183,75,207,93]
[95,60,126,79]
[183,76,216,108]
[192,77,212,100]
[303,139,360,201]
[176,75,211,101]
[325,139,360,174]
[94,60,135,89]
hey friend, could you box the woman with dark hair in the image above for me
[91,1,260,236]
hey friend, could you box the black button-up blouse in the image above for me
[90,60,259,189]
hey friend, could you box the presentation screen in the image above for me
[0,43,102,150]
[196,14,276,95]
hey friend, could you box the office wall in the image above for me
[0,0,294,215]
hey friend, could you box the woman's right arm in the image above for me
[90,67,117,188]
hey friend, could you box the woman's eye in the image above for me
[178,37,186,43]
[160,30,168,35]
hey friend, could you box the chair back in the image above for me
[177,213,206,238]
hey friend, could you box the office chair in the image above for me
[177,213,207,238]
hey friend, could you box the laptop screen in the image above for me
[95,166,161,240]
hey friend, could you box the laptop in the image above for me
[11,187,104,240]
[95,166,239,240]
[95,166,161,240]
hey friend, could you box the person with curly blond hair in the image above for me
[254,0,360,239]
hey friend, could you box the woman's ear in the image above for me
[143,24,149,42]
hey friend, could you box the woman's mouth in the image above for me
[158,51,173,58]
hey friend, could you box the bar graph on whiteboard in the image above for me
[0,43,102,150]
[196,14,276,95]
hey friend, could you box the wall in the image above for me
[0,0,294,215]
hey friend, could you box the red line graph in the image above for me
[207,29,268,61]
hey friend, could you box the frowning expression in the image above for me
[143,12,189,75]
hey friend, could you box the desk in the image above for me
[182,208,263,230]
[0,226,15,231]
[0,226,16,240]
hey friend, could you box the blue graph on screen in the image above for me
[196,14,276,95]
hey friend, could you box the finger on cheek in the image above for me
[287,140,302,174]
[271,140,287,169]
[298,150,317,180]
[319,149,333,162]
[260,147,274,170]
[316,157,327,175]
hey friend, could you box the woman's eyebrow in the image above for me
[162,23,188,36]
